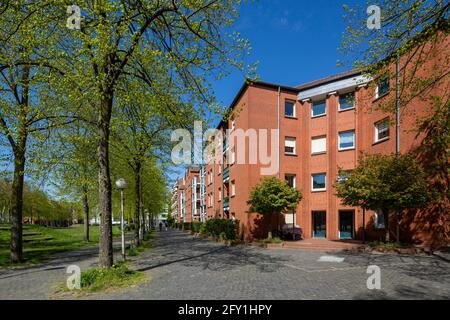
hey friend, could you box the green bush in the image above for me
[191,222,203,233]
[204,219,239,240]
[199,223,206,235]
[263,237,283,244]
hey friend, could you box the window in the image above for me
[339,92,355,111]
[285,174,296,188]
[311,136,326,154]
[231,119,236,131]
[376,77,390,98]
[231,180,236,196]
[312,100,326,117]
[312,173,326,191]
[285,101,296,118]
[285,137,296,155]
[218,188,222,201]
[374,210,385,229]
[375,119,390,142]
[338,130,355,150]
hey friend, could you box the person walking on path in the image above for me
[159,221,163,232]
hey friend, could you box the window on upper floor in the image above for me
[376,77,390,98]
[231,119,236,131]
[374,118,390,143]
[231,180,236,196]
[338,130,355,151]
[285,174,296,188]
[311,173,326,192]
[311,136,327,155]
[285,100,296,118]
[339,92,355,111]
[284,137,296,155]
[312,100,326,117]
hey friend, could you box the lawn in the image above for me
[0,224,120,267]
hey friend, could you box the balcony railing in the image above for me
[223,197,229,209]
[223,167,229,181]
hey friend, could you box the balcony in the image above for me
[223,167,229,181]
[223,197,229,209]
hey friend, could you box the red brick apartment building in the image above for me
[172,33,449,246]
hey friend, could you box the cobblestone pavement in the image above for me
[1,229,449,300]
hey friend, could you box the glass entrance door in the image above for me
[312,211,326,238]
[339,210,354,239]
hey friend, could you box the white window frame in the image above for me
[311,136,327,154]
[374,119,390,143]
[311,100,327,118]
[311,173,327,192]
[284,137,296,155]
[285,100,296,118]
[338,92,355,111]
[338,130,355,151]
[231,119,236,131]
[285,174,296,188]
[375,77,390,99]
[231,180,236,196]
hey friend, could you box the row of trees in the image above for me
[0,1,252,265]
[0,179,75,225]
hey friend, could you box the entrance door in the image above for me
[312,211,326,238]
[339,210,354,239]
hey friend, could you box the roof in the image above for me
[296,69,361,91]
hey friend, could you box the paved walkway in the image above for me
[0,229,449,300]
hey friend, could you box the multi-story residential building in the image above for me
[173,32,448,246]
[170,183,179,222]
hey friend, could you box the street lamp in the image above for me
[115,178,127,261]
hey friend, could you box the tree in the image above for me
[247,177,302,239]
[335,153,434,242]
[0,2,77,263]
[46,0,253,268]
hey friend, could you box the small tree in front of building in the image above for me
[335,153,434,242]
[247,177,302,240]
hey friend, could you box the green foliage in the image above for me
[335,153,435,212]
[203,219,239,240]
[80,263,144,293]
[191,222,203,233]
[183,222,191,231]
[262,237,283,244]
[247,177,302,215]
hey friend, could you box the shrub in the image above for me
[204,219,239,240]
[191,222,203,233]
[199,223,206,235]
[262,237,283,244]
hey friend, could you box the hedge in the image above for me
[203,219,239,240]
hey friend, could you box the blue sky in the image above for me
[212,0,362,111]
[170,0,365,182]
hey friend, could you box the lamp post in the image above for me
[115,178,127,261]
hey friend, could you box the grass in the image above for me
[368,241,410,249]
[126,231,155,257]
[0,223,121,268]
[79,262,145,293]
[262,237,283,244]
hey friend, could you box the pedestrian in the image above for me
[165,222,168,231]
[159,221,163,232]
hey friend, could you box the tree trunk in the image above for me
[382,208,390,242]
[82,185,90,242]
[98,93,113,268]
[134,162,141,246]
[10,143,26,263]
